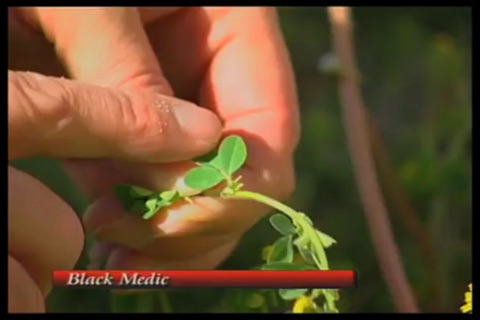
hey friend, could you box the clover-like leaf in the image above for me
[297,245,316,265]
[160,190,179,202]
[142,198,160,220]
[278,288,309,301]
[269,214,296,235]
[217,135,248,175]
[195,148,222,167]
[317,231,337,248]
[322,289,340,313]
[267,235,294,264]
[261,246,273,262]
[129,186,154,198]
[194,149,218,163]
[145,198,158,211]
[261,262,316,271]
[115,185,157,214]
[184,166,225,191]
[142,210,157,220]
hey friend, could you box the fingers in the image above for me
[82,164,270,260]
[8,71,222,162]
[16,7,172,93]
[84,239,237,294]
[61,159,129,201]
[142,7,300,156]
[105,238,238,273]
[138,7,181,24]
[144,7,298,196]
[8,8,66,77]
[8,256,45,313]
[196,8,299,204]
[8,167,84,296]
[75,8,300,270]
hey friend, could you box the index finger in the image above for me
[8,71,221,162]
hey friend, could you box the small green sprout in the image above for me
[113,135,340,313]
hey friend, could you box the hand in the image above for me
[10,7,300,273]
[7,71,221,312]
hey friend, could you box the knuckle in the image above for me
[9,72,72,136]
[34,86,74,148]
[117,93,170,154]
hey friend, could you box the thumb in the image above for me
[17,7,171,93]
[8,71,221,161]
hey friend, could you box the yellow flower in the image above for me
[460,283,472,314]
[292,296,317,313]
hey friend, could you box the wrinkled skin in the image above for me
[8,7,300,312]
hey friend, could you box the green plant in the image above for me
[460,283,472,314]
[114,135,340,313]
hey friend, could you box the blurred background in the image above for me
[10,7,471,313]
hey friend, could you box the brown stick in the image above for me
[327,7,419,312]
[366,113,443,311]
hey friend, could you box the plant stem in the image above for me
[225,191,329,270]
[227,191,298,219]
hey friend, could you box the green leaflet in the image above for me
[269,214,296,235]
[184,166,225,191]
[130,186,154,197]
[261,262,316,271]
[279,288,309,300]
[317,231,337,248]
[216,135,247,175]
[111,134,341,313]
[267,235,294,264]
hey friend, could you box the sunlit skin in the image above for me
[8,7,300,312]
